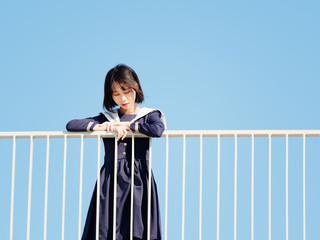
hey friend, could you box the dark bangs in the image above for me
[103,64,144,112]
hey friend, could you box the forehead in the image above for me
[111,82,130,92]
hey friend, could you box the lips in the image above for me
[122,103,129,107]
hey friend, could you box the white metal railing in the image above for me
[1,130,320,240]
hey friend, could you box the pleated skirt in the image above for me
[81,158,161,240]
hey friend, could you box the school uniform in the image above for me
[66,108,166,240]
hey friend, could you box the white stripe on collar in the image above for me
[100,107,167,129]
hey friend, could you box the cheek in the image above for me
[112,95,119,104]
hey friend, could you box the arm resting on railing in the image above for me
[66,115,106,132]
[129,111,165,138]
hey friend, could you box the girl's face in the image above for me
[111,82,137,114]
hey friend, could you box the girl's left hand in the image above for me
[113,122,131,131]
[112,124,132,141]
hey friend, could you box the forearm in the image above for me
[66,119,96,131]
[66,114,106,132]
[129,111,165,138]
[92,122,115,131]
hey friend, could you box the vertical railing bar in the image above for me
[251,134,254,240]
[113,135,118,240]
[43,135,50,240]
[181,134,186,240]
[268,134,272,240]
[78,134,84,240]
[147,138,153,240]
[199,134,203,240]
[234,135,238,240]
[9,135,16,240]
[165,134,169,240]
[61,135,67,240]
[130,135,135,240]
[26,135,34,240]
[96,135,101,240]
[286,134,289,240]
[303,134,306,240]
[217,134,221,240]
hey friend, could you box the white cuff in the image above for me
[135,122,139,132]
[87,122,94,131]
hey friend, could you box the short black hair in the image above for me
[103,64,144,112]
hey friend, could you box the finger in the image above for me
[116,129,122,141]
[120,129,125,140]
[118,128,124,141]
[122,127,127,139]
[109,123,114,132]
[122,130,128,140]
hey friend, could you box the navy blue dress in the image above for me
[66,110,165,240]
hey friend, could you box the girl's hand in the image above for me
[93,121,114,132]
[112,125,129,141]
[112,122,133,141]
[93,121,132,141]
[112,121,131,130]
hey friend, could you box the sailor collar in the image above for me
[100,107,167,129]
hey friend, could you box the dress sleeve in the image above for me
[66,114,107,132]
[130,111,165,138]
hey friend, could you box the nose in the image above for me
[121,94,127,101]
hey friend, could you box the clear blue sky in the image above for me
[1,1,319,239]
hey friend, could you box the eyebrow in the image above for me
[112,87,130,93]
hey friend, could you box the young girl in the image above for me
[66,64,166,240]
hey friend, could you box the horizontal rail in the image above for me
[1,130,320,139]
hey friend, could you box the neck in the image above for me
[119,105,140,114]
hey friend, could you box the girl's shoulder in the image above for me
[136,107,165,118]
[136,107,167,129]
[99,107,167,128]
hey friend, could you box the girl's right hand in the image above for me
[93,122,131,141]
[112,125,129,141]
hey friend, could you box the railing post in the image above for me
[96,135,101,240]
[26,135,34,240]
[234,134,238,240]
[113,135,118,240]
[9,135,16,240]
[286,134,289,240]
[303,134,306,240]
[165,134,169,240]
[61,135,67,240]
[78,134,84,240]
[181,134,186,240]
[217,134,221,240]
[268,134,272,240]
[43,135,50,240]
[147,137,153,240]
[130,135,135,240]
[251,134,255,240]
[199,134,203,240]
